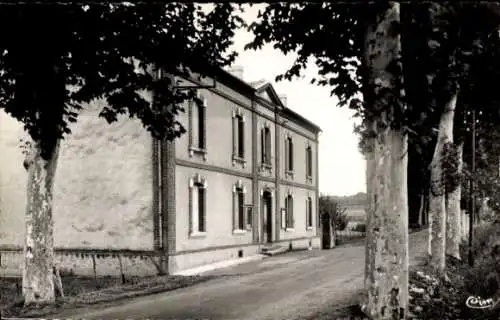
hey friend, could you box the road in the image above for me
[51,230,428,320]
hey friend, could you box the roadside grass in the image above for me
[309,256,496,320]
[0,274,216,318]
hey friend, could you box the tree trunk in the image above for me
[364,133,375,284]
[22,140,60,305]
[418,193,424,226]
[361,2,409,319]
[427,188,433,257]
[428,92,457,274]
[445,141,463,260]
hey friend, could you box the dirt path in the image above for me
[51,230,428,320]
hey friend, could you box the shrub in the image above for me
[461,221,500,299]
[319,195,349,231]
[334,211,349,231]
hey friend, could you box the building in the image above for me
[0,66,321,276]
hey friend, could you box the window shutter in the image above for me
[310,199,313,227]
[203,187,207,232]
[188,186,193,234]
[307,198,313,227]
[188,101,194,148]
[306,147,310,177]
[233,190,237,230]
[285,139,289,170]
[266,130,271,164]
[246,207,252,230]
[261,129,265,163]
[232,117,237,156]
[306,198,309,228]
[281,207,287,229]
[288,197,294,228]
[285,197,289,228]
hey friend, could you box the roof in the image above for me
[282,107,322,133]
[217,68,322,133]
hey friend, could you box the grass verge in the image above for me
[0,274,216,318]
[307,256,495,320]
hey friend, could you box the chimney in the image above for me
[279,94,287,107]
[228,66,244,80]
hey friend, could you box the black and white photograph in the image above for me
[1,2,500,319]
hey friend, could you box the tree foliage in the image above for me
[319,195,349,232]
[0,3,245,158]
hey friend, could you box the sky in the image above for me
[229,4,366,196]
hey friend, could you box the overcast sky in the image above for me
[230,4,366,196]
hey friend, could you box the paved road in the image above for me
[52,230,428,320]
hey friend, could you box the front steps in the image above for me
[260,245,288,256]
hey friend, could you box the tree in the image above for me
[247,2,410,318]
[424,2,500,269]
[319,195,349,231]
[0,3,244,305]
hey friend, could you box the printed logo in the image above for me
[466,296,500,310]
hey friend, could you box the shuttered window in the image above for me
[307,197,313,228]
[285,195,294,229]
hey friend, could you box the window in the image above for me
[237,116,244,157]
[306,197,313,229]
[237,188,245,230]
[188,94,207,158]
[281,208,287,229]
[261,127,272,165]
[233,180,248,232]
[232,109,245,163]
[189,175,207,235]
[246,206,253,231]
[285,194,294,229]
[197,104,206,149]
[285,137,294,172]
[306,145,313,179]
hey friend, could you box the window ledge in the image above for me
[306,176,313,183]
[285,171,295,179]
[189,146,207,160]
[285,228,295,232]
[189,231,207,238]
[306,227,313,231]
[233,229,247,235]
[260,163,272,173]
[232,156,247,167]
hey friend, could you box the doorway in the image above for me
[262,191,273,243]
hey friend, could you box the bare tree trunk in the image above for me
[428,92,457,274]
[22,140,60,305]
[418,193,424,226]
[361,3,409,319]
[364,134,375,285]
[445,141,463,260]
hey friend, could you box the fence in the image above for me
[336,221,366,244]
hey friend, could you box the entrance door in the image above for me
[262,191,273,243]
